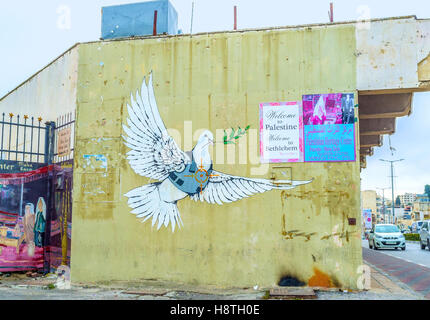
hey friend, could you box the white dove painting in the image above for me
[122,72,314,232]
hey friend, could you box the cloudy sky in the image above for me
[0,0,429,200]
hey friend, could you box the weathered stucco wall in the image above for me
[71,24,363,289]
[0,47,79,121]
[356,17,430,91]
[0,47,78,160]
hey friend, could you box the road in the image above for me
[362,239,430,299]
[362,239,430,268]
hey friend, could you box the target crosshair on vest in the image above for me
[185,159,219,195]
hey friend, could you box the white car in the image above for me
[419,221,430,251]
[412,221,424,233]
[368,224,406,250]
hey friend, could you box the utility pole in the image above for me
[190,1,195,35]
[234,5,237,30]
[377,187,390,223]
[328,2,334,23]
[380,159,404,224]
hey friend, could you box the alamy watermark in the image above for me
[356,5,371,31]
[356,264,371,290]
[56,5,72,30]
[166,121,270,176]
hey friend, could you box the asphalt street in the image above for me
[362,240,430,268]
[362,240,430,299]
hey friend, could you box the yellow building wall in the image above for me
[71,25,363,289]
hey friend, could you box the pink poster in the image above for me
[303,93,356,162]
[303,93,343,125]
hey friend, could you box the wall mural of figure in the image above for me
[309,95,327,125]
[122,72,314,232]
[0,168,50,272]
[342,93,354,124]
[303,93,345,126]
[34,197,46,247]
[23,203,36,256]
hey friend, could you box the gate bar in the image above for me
[15,115,19,161]
[0,113,4,160]
[30,117,34,163]
[8,115,12,160]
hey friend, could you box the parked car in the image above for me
[419,221,430,251]
[368,224,406,250]
[412,221,424,233]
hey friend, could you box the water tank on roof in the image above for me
[101,0,179,40]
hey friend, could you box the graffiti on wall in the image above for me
[122,73,314,232]
[0,166,51,272]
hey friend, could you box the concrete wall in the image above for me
[356,17,430,91]
[0,47,78,121]
[0,47,78,161]
[71,24,363,289]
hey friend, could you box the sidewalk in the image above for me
[317,263,425,300]
[0,264,425,300]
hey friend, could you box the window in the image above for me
[375,225,400,233]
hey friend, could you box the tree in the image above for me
[425,185,430,199]
[395,196,401,207]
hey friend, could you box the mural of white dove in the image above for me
[123,72,313,232]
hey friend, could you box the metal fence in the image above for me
[0,111,75,164]
[0,113,51,163]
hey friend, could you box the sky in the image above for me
[0,0,429,200]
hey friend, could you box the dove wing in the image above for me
[122,73,189,181]
[190,171,313,205]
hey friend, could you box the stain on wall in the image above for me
[308,267,334,288]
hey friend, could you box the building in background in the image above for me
[413,194,430,221]
[362,190,377,214]
[399,193,417,206]
[375,193,384,223]
[361,190,377,225]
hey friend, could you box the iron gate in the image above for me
[0,113,55,165]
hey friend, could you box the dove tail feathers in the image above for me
[125,183,183,232]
